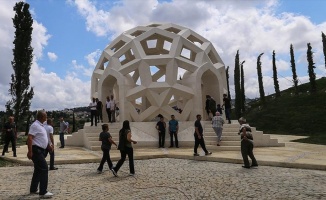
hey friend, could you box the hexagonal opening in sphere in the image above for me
[91,23,227,122]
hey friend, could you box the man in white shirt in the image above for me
[27,110,53,198]
[44,119,57,170]
[89,97,97,126]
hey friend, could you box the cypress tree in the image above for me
[257,53,265,103]
[307,43,317,93]
[226,66,231,100]
[6,2,34,128]
[234,50,241,118]
[290,44,299,95]
[240,60,246,112]
[272,50,281,97]
[322,32,326,70]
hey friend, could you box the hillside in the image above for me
[244,77,326,145]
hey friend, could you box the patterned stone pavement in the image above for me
[0,158,325,200]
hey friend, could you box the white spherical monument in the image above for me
[91,23,227,122]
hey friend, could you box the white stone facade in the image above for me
[91,23,227,122]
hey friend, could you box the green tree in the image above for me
[234,50,241,118]
[322,32,326,70]
[6,2,34,129]
[240,60,246,112]
[290,44,299,95]
[272,50,281,97]
[307,43,317,93]
[257,53,265,103]
[226,66,231,99]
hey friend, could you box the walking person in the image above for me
[97,124,117,174]
[44,119,58,170]
[27,110,53,198]
[168,115,179,148]
[212,112,224,146]
[111,120,137,176]
[1,116,17,157]
[156,115,166,148]
[238,117,258,169]
[59,117,68,148]
[222,94,232,124]
[89,97,97,126]
[193,114,212,156]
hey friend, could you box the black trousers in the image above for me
[169,131,178,147]
[2,134,16,156]
[241,139,258,167]
[194,135,208,154]
[30,146,48,195]
[114,147,134,174]
[158,131,165,147]
[45,149,55,169]
[97,109,103,123]
[106,109,112,122]
[97,147,113,171]
[90,110,97,126]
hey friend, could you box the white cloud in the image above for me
[47,52,58,62]
[0,0,90,111]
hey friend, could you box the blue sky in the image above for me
[0,0,325,111]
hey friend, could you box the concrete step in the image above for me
[205,140,240,146]
[88,136,119,141]
[206,145,241,151]
[204,132,239,136]
[205,136,240,141]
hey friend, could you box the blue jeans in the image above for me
[30,146,48,195]
[59,132,65,147]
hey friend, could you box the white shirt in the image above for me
[89,102,97,110]
[109,99,115,110]
[29,120,48,149]
[44,124,54,146]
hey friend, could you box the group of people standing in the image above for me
[205,94,232,124]
[89,95,117,126]
[156,114,179,148]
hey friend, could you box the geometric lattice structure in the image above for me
[91,23,227,122]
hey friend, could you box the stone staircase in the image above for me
[203,121,241,151]
[65,122,122,151]
[65,121,284,151]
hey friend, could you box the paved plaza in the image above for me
[0,158,326,200]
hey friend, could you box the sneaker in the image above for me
[13,154,17,157]
[49,167,58,170]
[251,164,258,168]
[129,173,135,176]
[193,153,200,156]
[111,168,118,177]
[59,146,64,148]
[242,166,250,169]
[30,189,39,194]
[39,191,53,198]
[205,152,212,155]
[97,170,102,174]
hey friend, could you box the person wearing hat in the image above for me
[211,112,224,146]
[238,117,258,168]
